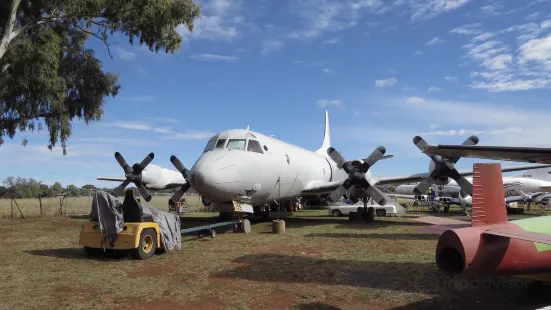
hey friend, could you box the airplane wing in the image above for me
[301,180,343,195]
[97,176,127,182]
[376,164,551,185]
[483,227,551,245]
[423,145,551,165]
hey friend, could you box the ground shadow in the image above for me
[25,248,135,262]
[304,232,438,240]
[294,302,342,310]
[212,253,551,309]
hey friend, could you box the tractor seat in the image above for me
[122,190,154,223]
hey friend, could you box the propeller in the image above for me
[327,146,388,205]
[168,155,191,206]
[111,152,155,201]
[412,135,479,197]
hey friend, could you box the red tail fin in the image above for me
[471,163,508,227]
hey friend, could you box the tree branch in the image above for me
[72,24,113,58]
[0,0,22,60]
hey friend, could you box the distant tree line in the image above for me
[0,176,196,199]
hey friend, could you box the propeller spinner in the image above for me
[412,135,479,197]
[168,155,191,206]
[327,146,388,205]
[111,152,155,201]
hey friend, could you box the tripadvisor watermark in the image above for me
[413,271,529,291]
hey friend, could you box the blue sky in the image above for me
[2,0,551,188]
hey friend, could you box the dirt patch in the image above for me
[50,286,101,303]
[249,289,301,310]
[125,262,175,278]
[115,298,188,310]
[178,296,227,310]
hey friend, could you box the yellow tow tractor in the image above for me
[79,190,163,260]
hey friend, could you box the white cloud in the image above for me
[393,96,551,147]
[323,68,331,74]
[449,23,482,35]
[472,32,496,42]
[450,21,551,91]
[261,40,284,55]
[406,96,425,104]
[190,53,238,62]
[322,37,340,45]
[526,12,540,20]
[115,48,136,62]
[287,0,471,39]
[410,0,473,22]
[375,77,398,88]
[426,37,445,45]
[176,0,243,42]
[316,99,343,107]
[444,76,458,82]
[413,50,424,56]
[428,86,442,92]
[104,120,214,140]
[480,4,501,16]
[163,131,216,140]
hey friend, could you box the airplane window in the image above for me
[247,140,263,153]
[227,139,246,150]
[263,145,268,151]
[215,139,226,149]
[203,138,217,152]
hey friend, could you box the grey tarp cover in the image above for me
[90,190,181,251]
[90,190,124,247]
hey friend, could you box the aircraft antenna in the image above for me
[246,125,250,130]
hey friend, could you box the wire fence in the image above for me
[0,193,205,219]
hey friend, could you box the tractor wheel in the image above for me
[132,229,157,260]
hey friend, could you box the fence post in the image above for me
[39,194,43,217]
[11,198,14,219]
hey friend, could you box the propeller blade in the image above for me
[365,186,387,205]
[462,135,479,146]
[115,152,132,175]
[327,147,347,168]
[330,185,348,202]
[448,171,473,196]
[413,177,436,195]
[362,146,386,170]
[112,179,131,197]
[170,155,189,179]
[413,136,429,152]
[139,152,155,170]
[138,184,151,202]
[169,183,191,206]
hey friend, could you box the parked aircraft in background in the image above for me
[96,112,550,219]
[413,163,551,283]
[394,167,551,197]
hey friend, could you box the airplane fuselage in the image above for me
[395,177,551,197]
[186,129,349,205]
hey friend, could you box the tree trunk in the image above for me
[0,0,22,61]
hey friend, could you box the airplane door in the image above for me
[277,152,298,198]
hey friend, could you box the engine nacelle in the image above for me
[141,164,186,189]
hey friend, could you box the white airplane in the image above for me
[97,111,550,219]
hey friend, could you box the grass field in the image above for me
[1,210,550,310]
[0,194,205,218]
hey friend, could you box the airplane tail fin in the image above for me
[316,110,331,155]
[471,163,508,227]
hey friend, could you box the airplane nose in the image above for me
[188,152,241,199]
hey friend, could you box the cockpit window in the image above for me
[247,140,263,153]
[227,139,246,150]
[203,137,217,152]
[215,139,226,149]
